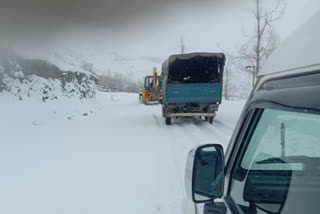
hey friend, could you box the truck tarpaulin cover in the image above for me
[162,52,225,84]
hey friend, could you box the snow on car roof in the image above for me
[259,10,320,77]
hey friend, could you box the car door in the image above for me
[218,73,320,214]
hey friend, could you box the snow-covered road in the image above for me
[0,92,245,214]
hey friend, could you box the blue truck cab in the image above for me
[161,52,226,125]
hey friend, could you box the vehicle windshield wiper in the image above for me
[256,157,286,164]
[256,155,318,165]
[256,155,320,165]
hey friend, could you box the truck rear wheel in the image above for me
[165,117,172,125]
[208,117,214,124]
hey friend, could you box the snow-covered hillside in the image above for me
[2,49,159,95]
[0,50,98,101]
[21,49,164,80]
[0,49,252,100]
[21,49,100,76]
[0,92,245,214]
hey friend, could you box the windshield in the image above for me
[144,77,153,89]
[242,109,320,170]
[144,77,162,90]
[231,109,320,214]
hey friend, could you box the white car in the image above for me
[185,10,320,214]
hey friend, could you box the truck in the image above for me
[139,67,162,104]
[161,52,226,125]
[184,11,320,214]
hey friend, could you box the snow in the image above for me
[0,92,245,214]
[1,74,97,101]
[84,52,164,80]
[19,49,98,76]
[20,49,163,81]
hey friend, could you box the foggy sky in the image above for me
[0,0,212,46]
[1,0,320,61]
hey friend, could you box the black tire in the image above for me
[205,116,208,121]
[165,117,172,125]
[208,117,214,124]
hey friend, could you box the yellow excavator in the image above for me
[139,67,162,104]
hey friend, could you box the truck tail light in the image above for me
[168,104,177,109]
[210,104,219,108]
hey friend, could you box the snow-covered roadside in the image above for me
[0,92,245,214]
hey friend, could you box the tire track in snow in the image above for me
[169,119,231,214]
[192,122,230,145]
[128,98,243,214]
[153,114,162,127]
[164,120,214,214]
[212,119,235,133]
[163,117,233,213]
[167,128,193,214]
[149,112,188,213]
[148,115,197,214]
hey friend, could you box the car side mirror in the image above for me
[185,144,225,203]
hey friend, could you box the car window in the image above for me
[230,109,320,214]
